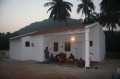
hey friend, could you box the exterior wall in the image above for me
[75,33,85,60]
[89,23,105,61]
[10,39,22,60]
[43,35,61,57]
[0,50,10,58]
[31,35,44,61]
[89,24,100,61]
[21,36,32,60]
[98,25,105,61]
[21,35,44,61]
[44,33,85,60]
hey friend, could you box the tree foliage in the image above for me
[77,0,95,24]
[105,31,120,58]
[99,0,120,32]
[83,12,100,24]
[0,32,19,50]
[44,0,73,26]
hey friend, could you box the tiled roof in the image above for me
[10,24,89,40]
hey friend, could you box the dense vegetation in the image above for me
[105,31,120,58]
[0,32,19,50]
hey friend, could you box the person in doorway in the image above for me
[44,47,50,61]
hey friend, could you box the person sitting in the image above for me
[49,54,54,63]
[54,54,59,62]
[78,58,85,67]
[68,53,74,62]
[59,52,66,63]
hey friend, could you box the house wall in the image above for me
[89,24,100,61]
[44,33,85,60]
[43,35,61,56]
[0,50,10,58]
[10,39,22,60]
[21,35,44,61]
[89,23,105,61]
[21,36,32,60]
[31,35,44,61]
[98,25,105,61]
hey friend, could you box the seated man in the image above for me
[49,54,54,62]
[68,53,74,62]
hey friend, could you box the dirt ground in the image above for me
[0,58,120,79]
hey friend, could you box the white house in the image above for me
[10,22,105,68]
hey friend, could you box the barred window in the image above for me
[25,41,30,47]
[54,42,58,51]
[90,41,93,46]
[65,42,71,51]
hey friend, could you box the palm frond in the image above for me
[65,2,73,7]
[64,4,72,12]
[44,2,55,7]
[44,0,73,26]
[88,1,95,11]
[77,4,83,13]
[47,6,54,13]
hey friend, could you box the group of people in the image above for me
[44,47,75,63]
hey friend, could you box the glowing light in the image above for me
[71,37,75,42]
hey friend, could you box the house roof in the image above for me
[10,24,89,40]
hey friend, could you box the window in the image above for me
[54,42,58,51]
[65,42,71,51]
[25,41,30,47]
[90,41,93,46]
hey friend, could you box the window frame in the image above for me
[90,41,93,46]
[25,41,30,47]
[54,42,58,52]
[65,42,71,51]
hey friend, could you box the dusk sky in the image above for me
[0,0,102,33]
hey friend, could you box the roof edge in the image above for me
[10,31,37,40]
[85,22,99,29]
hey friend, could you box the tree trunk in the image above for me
[87,10,91,23]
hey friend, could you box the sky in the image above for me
[0,0,102,33]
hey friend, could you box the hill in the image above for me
[14,18,83,36]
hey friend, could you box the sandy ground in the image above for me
[0,58,120,79]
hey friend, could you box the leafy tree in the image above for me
[77,0,95,24]
[105,31,120,58]
[83,12,100,24]
[99,0,120,32]
[44,0,73,26]
[0,32,12,50]
[0,31,19,50]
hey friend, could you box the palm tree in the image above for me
[77,0,95,21]
[77,0,95,24]
[44,0,73,26]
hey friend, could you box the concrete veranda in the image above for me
[0,58,120,79]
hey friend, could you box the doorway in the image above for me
[75,41,83,60]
